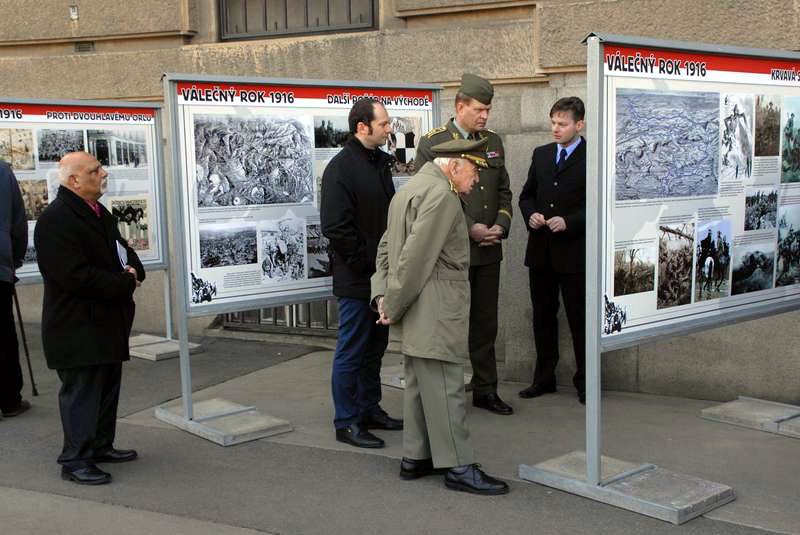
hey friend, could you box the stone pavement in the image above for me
[0,327,797,535]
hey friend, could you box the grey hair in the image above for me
[57,159,72,185]
[433,157,453,167]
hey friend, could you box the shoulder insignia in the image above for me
[486,128,497,134]
[424,126,447,139]
[451,131,460,140]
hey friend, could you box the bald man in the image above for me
[35,151,145,485]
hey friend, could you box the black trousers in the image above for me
[529,261,586,392]
[56,363,122,469]
[468,262,500,395]
[0,281,23,411]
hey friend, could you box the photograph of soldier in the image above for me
[754,95,781,157]
[37,129,85,163]
[18,179,49,220]
[306,223,331,279]
[194,114,314,207]
[776,204,800,287]
[694,220,732,301]
[191,273,217,304]
[260,217,305,282]
[603,295,627,335]
[382,116,421,176]
[657,222,695,309]
[314,116,349,148]
[110,198,150,251]
[613,246,656,296]
[744,187,778,231]
[199,224,257,269]
[23,242,36,265]
[720,94,753,181]
[0,129,35,171]
[88,128,147,168]
[732,241,775,294]
[780,96,800,183]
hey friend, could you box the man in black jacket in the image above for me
[35,151,145,484]
[518,97,587,404]
[0,161,30,418]
[321,99,403,448]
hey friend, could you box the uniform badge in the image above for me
[487,151,500,158]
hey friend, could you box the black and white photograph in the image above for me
[111,197,150,251]
[754,95,781,157]
[694,219,732,301]
[603,295,627,335]
[18,179,49,220]
[0,128,35,171]
[731,241,775,295]
[306,223,331,279]
[314,115,349,148]
[720,94,753,181]
[37,128,85,163]
[776,204,800,287]
[615,89,719,200]
[194,113,314,207]
[780,96,800,183]
[657,222,695,309]
[383,116,422,176]
[744,187,778,231]
[191,273,217,304]
[88,128,148,168]
[198,223,258,269]
[613,246,656,296]
[23,243,36,265]
[260,216,306,282]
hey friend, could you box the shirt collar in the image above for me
[84,199,101,218]
[452,118,472,140]
[556,136,582,162]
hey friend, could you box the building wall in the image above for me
[5,0,799,402]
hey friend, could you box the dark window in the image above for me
[219,0,377,41]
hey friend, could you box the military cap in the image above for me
[459,73,494,105]
[431,138,489,168]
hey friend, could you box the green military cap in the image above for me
[431,138,489,168]
[459,73,494,105]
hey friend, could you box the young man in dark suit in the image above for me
[517,97,587,404]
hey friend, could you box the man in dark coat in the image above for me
[35,151,144,485]
[0,161,30,418]
[518,97,587,404]
[320,98,402,448]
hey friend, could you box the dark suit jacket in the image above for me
[34,186,145,370]
[518,138,586,274]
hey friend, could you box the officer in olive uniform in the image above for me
[414,73,514,416]
[372,138,509,495]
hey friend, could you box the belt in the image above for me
[431,269,468,281]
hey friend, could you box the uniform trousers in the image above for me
[56,362,122,469]
[468,261,500,395]
[0,281,23,411]
[403,355,474,468]
[529,260,586,392]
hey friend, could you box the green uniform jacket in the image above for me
[415,118,513,266]
[371,162,470,364]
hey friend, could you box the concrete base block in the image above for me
[380,364,473,391]
[520,451,735,525]
[129,334,202,361]
[154,398,292,446]
[701,396,800,438]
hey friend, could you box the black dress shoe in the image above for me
[445,464,509,495]
[518,383,557,399]
[472,393,513,415]
[400,457,449,480]
[61,465,111,485]
[94,448,138,463]
[335,423,385,448]
[2,399,31,417]
[361,410,403,430]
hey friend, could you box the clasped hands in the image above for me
[375,297,393,325]
[528,213,566,233]
[469,223,504,246]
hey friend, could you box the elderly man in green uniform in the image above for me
[371,138,509,496]
[414,73,514,416]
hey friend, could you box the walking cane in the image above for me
[12,286,38,397]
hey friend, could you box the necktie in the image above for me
[557,148,568,172]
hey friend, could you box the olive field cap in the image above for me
[431,138,489,168]
[459,73,494,105]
